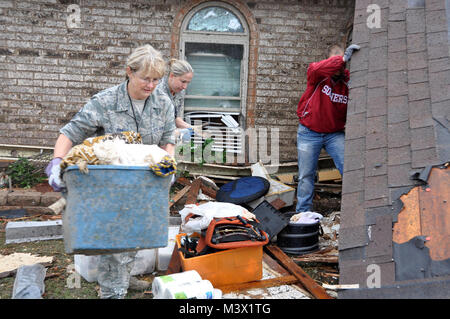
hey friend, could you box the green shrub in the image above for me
[5,157,46,189]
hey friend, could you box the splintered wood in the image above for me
[218,253,313,299]
[169,185,191,208]
[218,274,299,294]
[0,253,53,278]
[292,247,338,264]
[264,245,333,299]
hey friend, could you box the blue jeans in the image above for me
[296,124,345,212]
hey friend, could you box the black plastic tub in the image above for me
[276,216,321,255]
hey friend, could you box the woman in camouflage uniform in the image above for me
[49,45,176,163]
[156,58,194,129]
[45,44,176,298]
[156,59,207,142]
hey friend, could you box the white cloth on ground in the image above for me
[290,211,323,224]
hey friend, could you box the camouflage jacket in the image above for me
[60,81,176,146]
[155,76,186,119]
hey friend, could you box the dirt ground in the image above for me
[0,222,166,299]
[0,187,341,299]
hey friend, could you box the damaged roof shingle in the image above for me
[339,0,450,298]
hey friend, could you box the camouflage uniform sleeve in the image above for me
[174,90,185,119]
[59,98,103,145]
[159,96,176,146]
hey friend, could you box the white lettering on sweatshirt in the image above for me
[321,84,348,104]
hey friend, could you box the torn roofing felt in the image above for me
[393,236,450,281]
[392,164,450,282]
[391,163,448,223]
[409,165,432,185]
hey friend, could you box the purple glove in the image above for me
[45,158,66,192]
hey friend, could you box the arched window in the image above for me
[187,6,245,33]
[180,2,249,120]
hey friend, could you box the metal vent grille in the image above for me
[184,111,242,154]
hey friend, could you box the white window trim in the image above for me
[179,1,249,127]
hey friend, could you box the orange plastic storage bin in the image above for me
[176,233,263,287]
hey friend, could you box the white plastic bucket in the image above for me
[163,279,214,299]
[152,270,202,299]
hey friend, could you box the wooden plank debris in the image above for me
[175,177,191,187]
[48,197,65,215]
[265,245,333,299]
[169,185,191,208]
[176,176,216,200]
[0,253,53,278]
[166,225,183,275]
[217,275,299,294]
[269,198,286,210]
[166,243,182,275]
[262,252,291,275]
[177,161,299,179]
[262,252,313,298]
[292,255,338,264]
[292,248,338,264]
[185,179,201,205]
[318,168,341,182]
[322,284,359,290]
[199,184,217,199]
[322,272,339,279]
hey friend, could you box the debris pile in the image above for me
[0,159,342,299]
[165,160,342,299]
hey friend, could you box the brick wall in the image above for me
[0,0,354,162]
[247,0,354,161]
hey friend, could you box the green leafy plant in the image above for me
[5,157,47,189]
[175,137,227,167]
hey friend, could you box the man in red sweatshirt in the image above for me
[295,44,360,213]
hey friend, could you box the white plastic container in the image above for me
[74,254,100,282]
[73,225,179,282]
[74,249,157,282]
[163,279,214,299]
[156,226,180,271]
[131,249,157,276]
[152,270,202,299]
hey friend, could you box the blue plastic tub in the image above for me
[62,165,171,255]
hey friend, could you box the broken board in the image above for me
[317,168,341,182]
[0,253,53,278]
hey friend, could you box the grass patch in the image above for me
[0,220,156,299]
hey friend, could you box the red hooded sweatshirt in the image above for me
[296,55,350,133]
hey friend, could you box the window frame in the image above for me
[180,1,250,117]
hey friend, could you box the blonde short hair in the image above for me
[126,44,166,78]
[168,58,193,77]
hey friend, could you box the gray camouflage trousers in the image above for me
[97,251,137,299]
